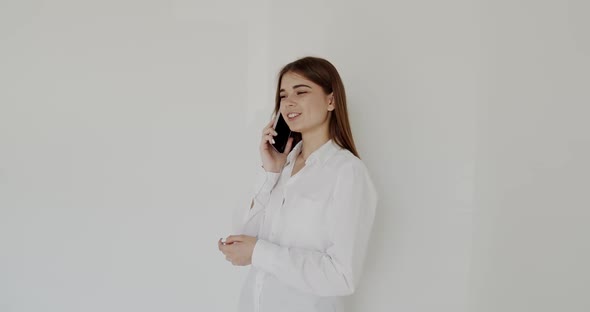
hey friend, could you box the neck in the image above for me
[300,126,330,161]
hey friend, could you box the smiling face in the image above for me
[278,71,335,135]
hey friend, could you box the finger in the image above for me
[225,235,237,244]
[263,127,278,136]
[219,244,232,255]
[219,242,228,253]
[264,115,276,131]
[219,238,235,251]
[218,238,231,250]
[261,130,276,140]
[270,111,277,123]
[226,235,244,244]
[282,136,294,155]
[262,134,275,145]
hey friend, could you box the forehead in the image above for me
[280,72,316,90]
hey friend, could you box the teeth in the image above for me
[288,113,300,118]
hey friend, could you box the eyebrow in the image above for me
[279,84,312,92]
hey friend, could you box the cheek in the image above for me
[304,97,327,113]
[310,102,329,119]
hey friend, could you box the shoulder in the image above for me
[325,148,376,194]
[327,148,379,203]
[327,147,369,174]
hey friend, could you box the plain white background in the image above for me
[1,1,588,311]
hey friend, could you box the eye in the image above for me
[297,91,308,95]
[279,95,286,99]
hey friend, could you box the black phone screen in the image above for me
[272,113,292,153]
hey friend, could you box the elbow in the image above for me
[334,286,355,297]
[321,259,359,296]
[316,273,356,297]
[338,275,356,296]
[322,282,355,297]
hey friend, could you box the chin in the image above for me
[288,124,306,133]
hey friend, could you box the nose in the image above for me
[280,101,294,116]
[283,96,296,106]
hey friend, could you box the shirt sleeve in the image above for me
[251,162,378,296]
[233,166,281,237]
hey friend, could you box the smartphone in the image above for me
[271,113,292,153]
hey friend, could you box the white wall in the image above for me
[469,1,590,311]
[1,1,588,312]
[0,1,257,311]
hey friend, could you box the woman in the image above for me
[218,56,378,312]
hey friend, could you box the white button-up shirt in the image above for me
[234,139,378,312]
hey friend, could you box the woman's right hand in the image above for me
[260,115,294,173]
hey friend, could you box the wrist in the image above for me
[261,164,281,173]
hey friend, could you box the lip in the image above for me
[286,112,301,121]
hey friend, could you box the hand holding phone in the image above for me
[271,113,292,153]
[260,113,294,173]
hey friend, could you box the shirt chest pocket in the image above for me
[280,190,331,249]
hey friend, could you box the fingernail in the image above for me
[271,139,276,144]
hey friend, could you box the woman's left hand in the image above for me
[218,235,258,266]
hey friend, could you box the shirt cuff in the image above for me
[252,166,281,197]
[251,239,280,272]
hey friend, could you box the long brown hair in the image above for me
[273,56,360,158]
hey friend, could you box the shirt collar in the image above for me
[286,139,341,166]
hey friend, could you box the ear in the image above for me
[327,93,335,111]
